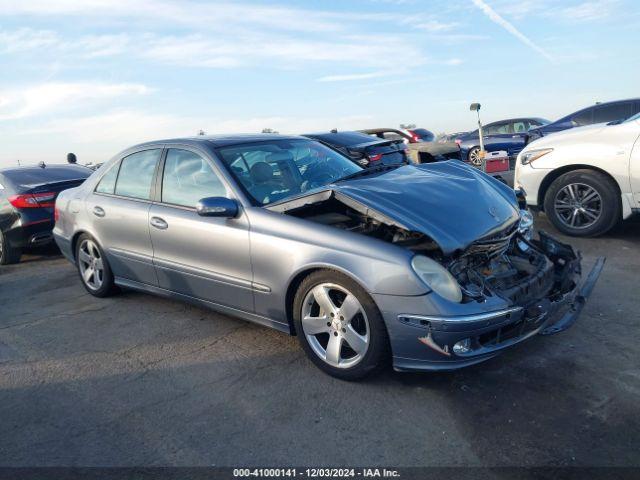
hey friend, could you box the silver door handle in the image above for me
[93,206,105,217]
[512,135,522,138]
[150,216,168,230]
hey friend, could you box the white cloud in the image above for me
[317,71,391,82]
[0,82,151,121]
[0,28,58,53]
[470,0,555,62]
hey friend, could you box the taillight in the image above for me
[8,192,56,208]
[408,132,419,143]
[368,153,383,163]
[54,205,60,223]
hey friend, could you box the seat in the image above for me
[249,162,279,203]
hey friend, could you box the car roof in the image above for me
[359,128,405,135]
[129,133,307,150]
[485,117,548,126]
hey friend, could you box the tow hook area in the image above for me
[540,256,606,335]
[418,331,451,356]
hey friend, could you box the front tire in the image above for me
[293,270,390,381]
[0,230,21,265]
[544,169,620,237]
[75,234,116,297]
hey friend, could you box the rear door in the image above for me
[148,147,253,310]
[87,148,161,285]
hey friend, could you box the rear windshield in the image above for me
[0,165,91,191]
[411,129,435,141]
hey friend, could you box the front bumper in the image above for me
[380,236,605,372]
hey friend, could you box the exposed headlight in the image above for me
[411,255,462,303]
[520,148,553,165]
[519,209,534,241]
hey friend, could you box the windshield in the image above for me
[624,111,640,123]
[217,139,362,205]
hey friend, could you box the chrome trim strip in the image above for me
[399,307,523,324]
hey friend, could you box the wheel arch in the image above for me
[284,265,373,336]
[70,230,93,260]
[467,145,480,161]
[537,164,622,211]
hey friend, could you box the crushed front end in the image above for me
[385,227,604,371]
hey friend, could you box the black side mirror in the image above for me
[196,197,239,218]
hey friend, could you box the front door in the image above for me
[629,126,640,209]
[87,148,162,285]
[149,148,253,310]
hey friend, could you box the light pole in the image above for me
[470,102,485,170]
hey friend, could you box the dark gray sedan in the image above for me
[53,135,603,380]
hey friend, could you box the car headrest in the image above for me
[250,162,274,183]
[267,151,294,163]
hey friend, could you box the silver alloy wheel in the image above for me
[78,239,104,290]
[301,283,370,369]
[468,147,482,167]
[554,182,602,229]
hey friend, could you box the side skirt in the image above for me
[114,277,292,334]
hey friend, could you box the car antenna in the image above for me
[330,128,338,133]
[38,161,46,168]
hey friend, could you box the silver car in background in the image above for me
[54,135,603,379]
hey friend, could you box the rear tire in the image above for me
[544,169,620,237]
[293,270,390,381]
[468,147,482,167]
[75,233,116,297]
[0,231,21,265]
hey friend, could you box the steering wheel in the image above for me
[301,168,338,192]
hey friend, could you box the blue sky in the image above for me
[1,0,639,166]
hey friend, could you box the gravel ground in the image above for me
[1,215,639,467]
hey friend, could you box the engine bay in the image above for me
[280,194,579,308]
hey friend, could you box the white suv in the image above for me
[515,112,640,236]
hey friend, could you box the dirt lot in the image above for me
[1,215,639,467]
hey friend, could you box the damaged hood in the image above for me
[330,161,519,255]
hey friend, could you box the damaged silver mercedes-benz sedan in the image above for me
[53,135,604,380]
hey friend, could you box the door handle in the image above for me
[512,135,522,138]
[92,206,105,217]
[150,216,168,230]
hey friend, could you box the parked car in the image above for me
[0,164,91,264]
[437,132,469,143]
[359,128,461,164]
[54,134,602,379]
[456,117,550,167]
[404,128,435,143]
[303,130,408,167]
[527,98,640,143]
[515,111,640,237]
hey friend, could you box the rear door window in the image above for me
[95,163,120,194]
[114,149,161,200]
